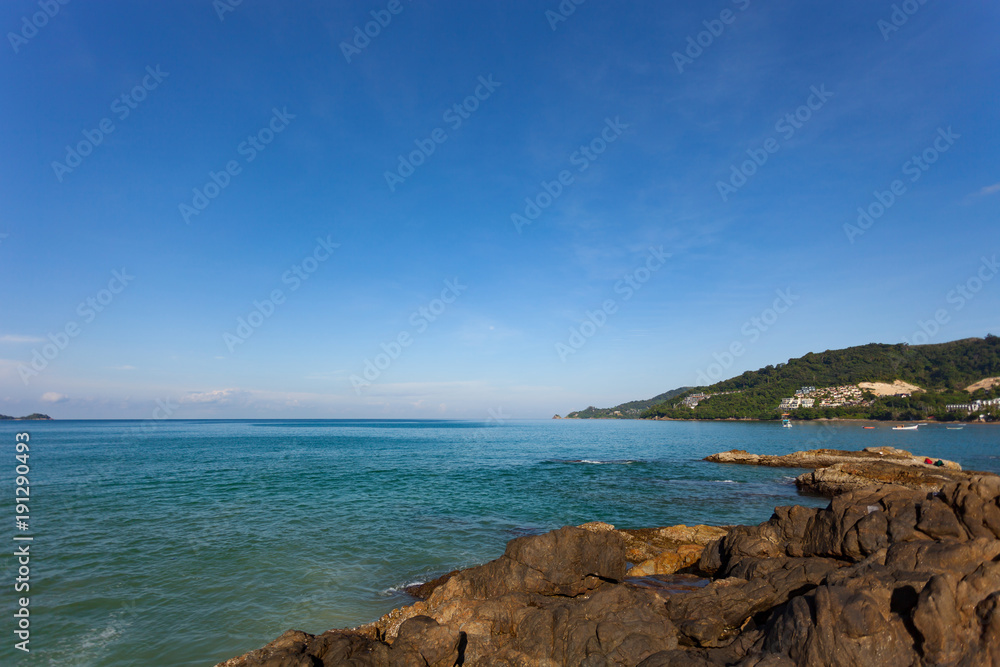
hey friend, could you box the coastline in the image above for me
[222,470,1000,665]
[564,415,999,424]
[221,446,1000,665]
[29,419,999,665]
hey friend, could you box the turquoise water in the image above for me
[1,419,997,666]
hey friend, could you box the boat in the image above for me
[781,417,792,428]
[892,425,919,430]
[863,426,876,429]
[946,426,964,430]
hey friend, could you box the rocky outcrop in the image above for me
[220,526,681,666]
[220,476,1000,666]
[707,446,985,497]
[673,475,1000,665]
[795,460,985,497]
[705,446,961,471]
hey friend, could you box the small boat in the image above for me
[946,426,964,430]
[892,425,919,430]
[863,426,875,429]
[781,418,792,428]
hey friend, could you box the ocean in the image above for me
[1,419,997,666]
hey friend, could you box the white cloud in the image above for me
[41,392,69,403]
[179,388,251,405]
[0,335,43,343]
[978,183,1000,196]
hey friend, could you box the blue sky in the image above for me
[1,0,998,419]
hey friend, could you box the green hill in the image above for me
[566,387,692,419]
[642,336,1000,421]
[0,413,52,420]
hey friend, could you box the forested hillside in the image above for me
[643,336,1000,421]
[566,387,692,419]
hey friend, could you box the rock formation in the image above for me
[706,446,988,498]
[705,446,960,471]
[795,460,980,497]
[576,522,730,578]
[219,471,1000,666]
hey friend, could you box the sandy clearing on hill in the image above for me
[966,377,1000,393]
[858,380,923,396]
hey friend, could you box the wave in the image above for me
[379,579,426,597]
[547,459,643,465]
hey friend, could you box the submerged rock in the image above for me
[219,475,1000,666]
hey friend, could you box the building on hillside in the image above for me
[681,393,708,409]
[947,397,1000,412]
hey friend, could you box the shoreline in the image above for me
[220,446,1000,665]
[222,472,1000,666]
[564,415,999,424]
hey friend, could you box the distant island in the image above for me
[0,413,53,421]
[567,335,1000,422]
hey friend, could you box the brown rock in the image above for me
[795,460,984,497]
[577,522,730,576]
[627,544,706,577]
[220,474,1000,667]
[388,616,462,667]
[706,446,960,471]
[402,570,460,600]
